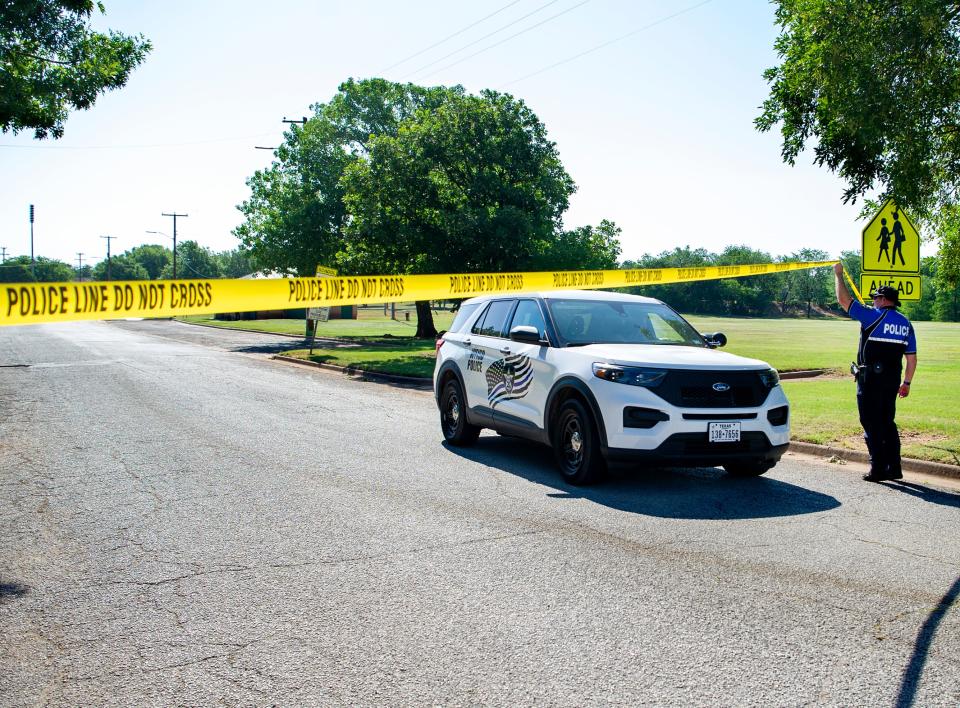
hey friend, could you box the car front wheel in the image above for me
[553,399,605,485]
[440,379,480,446]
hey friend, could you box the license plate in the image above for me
[709,422,741,443]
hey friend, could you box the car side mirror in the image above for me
[703,332,727,348]
[510,325,546,345]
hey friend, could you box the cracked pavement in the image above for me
[1,320,958,706]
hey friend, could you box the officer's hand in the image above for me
[833,263,844,276]
[898,383,911,398]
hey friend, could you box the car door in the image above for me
[490,298,555,433]
[462,298,516,423]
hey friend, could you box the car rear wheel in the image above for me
[723,460,774,477]
[553,399,605,485]
[440,379,480,446]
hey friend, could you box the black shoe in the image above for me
[863,472,900,482]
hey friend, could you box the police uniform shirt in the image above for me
[847,300,917,379]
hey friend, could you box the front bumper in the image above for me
[606,432,789,466]
[592,378,791,464]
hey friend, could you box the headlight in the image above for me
[592,363,667,388]
[758,368,780,389]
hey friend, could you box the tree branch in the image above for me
[2,45,75,66]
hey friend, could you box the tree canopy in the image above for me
[0,0,151,138]
[0,255,74,282]
[756,1,960,282]
[340,90,575,275]
[235,79,457,277]
[236,78,622,337]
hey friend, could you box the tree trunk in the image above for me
[415,300,438,338]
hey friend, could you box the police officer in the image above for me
[833,264,918,481]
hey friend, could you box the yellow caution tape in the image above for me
[0,260,838,327]
[842,267,865,304]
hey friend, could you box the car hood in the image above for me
[569,343,771,370]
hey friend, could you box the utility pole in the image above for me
[29,204,35,277]
[161,212,188,279]
[100,235,116,281]
[283,116,307,129]
[254,116,306,152]
[1,246,7,263]
[76,253,84,282]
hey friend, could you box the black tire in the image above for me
[440,379,481,446]
[553,399,605,485]
[723,460,774,477]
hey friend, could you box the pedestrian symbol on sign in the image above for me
[861,200,920,275]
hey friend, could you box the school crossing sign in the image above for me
[860,199,921,301]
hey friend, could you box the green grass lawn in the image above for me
[284,338,438,378]
[690,317,959,464]
[179,304,455,339]
[182,308,960,464]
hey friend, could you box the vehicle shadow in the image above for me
[895,575,960,708]
[234,340,313,355]
[0,581,29,603]
[884,480,960,509]
[444,436,840,520]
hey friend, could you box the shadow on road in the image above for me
[0,581,30,602]
[895,575,960,708]
[884,480,960,509]
[444,436,840,520]
[234,341,312,355]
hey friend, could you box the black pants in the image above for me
[857,379,901,476]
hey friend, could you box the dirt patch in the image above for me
[837,431,949,448]
[784,370,847,381]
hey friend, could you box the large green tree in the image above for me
[235,79,457,276]
[1,0,151,138]
[756,1,960,283]
[0,255,74,282]
[780,248,832,317]
[530,219,622,271]
[341,90,576,336]
[91,253,148,280]
[161,240,221,280]
[126,243,170,279]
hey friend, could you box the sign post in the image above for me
[307,265,337,351]
[860,199,921,301]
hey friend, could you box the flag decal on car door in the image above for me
[486,354,533,406]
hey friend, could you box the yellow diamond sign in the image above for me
[861,199,920,273]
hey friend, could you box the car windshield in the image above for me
[546,299,706,347]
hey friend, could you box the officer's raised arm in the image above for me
[833,263,852,312]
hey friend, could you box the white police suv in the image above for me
[434,290,789,485]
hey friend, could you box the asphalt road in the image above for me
[1,320,958,707]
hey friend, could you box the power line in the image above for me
[499,0,714,88]
[379,0,524,73]
[415,0,591,81]
[405,0,566,79]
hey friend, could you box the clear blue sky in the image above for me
[0,0,907,269]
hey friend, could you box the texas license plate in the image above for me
[709,422,741,443]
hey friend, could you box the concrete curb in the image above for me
[272,355,433,389]
[788,441,960,480]
[174,319,347,344]
[779,369,827,379]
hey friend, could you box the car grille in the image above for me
[652,370,770,409]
